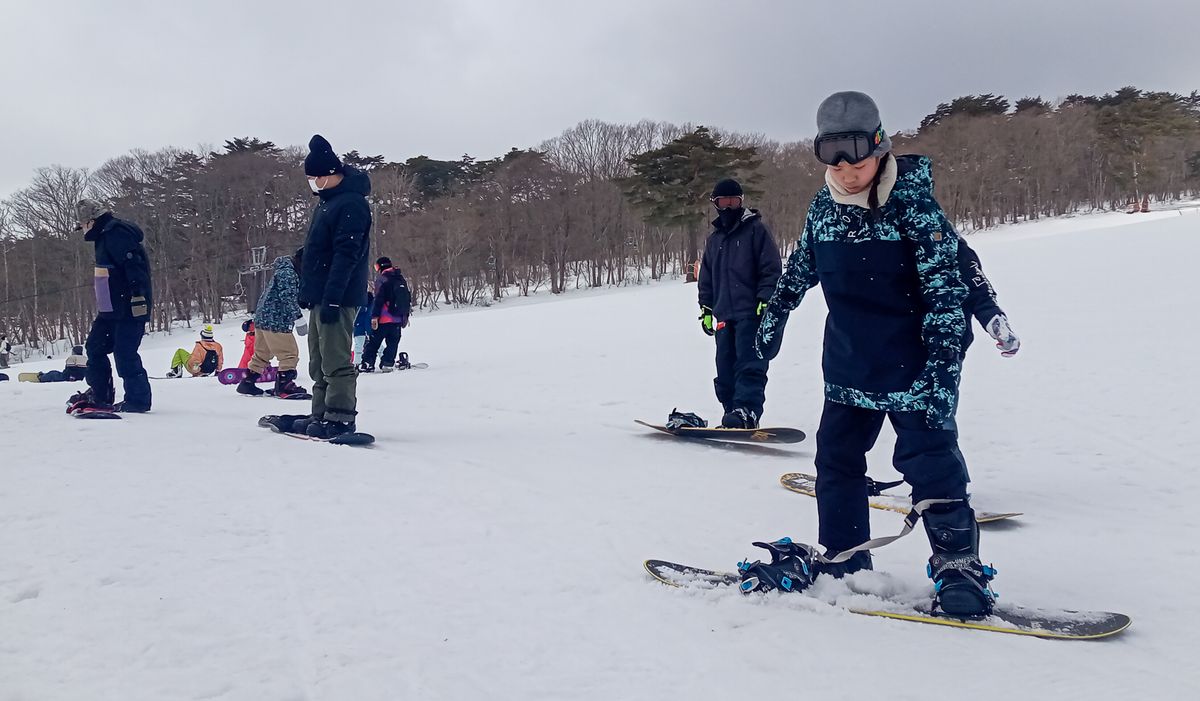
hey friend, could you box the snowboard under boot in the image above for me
[923,502,997,617]
[306,419,356,440]
[237,370,265,396]
[273,369,307,396]
[737,538,818,594]
[721,408,759,429]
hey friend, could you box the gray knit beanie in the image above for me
[815,91,892,156]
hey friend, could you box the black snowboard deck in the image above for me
[636,420,806,444]
[779,473,1022,524]
[644,559,1129,640]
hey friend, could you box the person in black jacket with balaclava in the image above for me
[697,178,782,429]
[290,135,372,439]
[66,199,153,413]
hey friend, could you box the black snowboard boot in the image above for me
[738,538,818,594]
[358,360,374,373]
[814,550,874,579]
[923,502,997,617]
[237,370,265,396]
[66,387,114,413]
[721,408,759,429]
[306,418,355,440]
[113,401,150,413]
[274,369,307,396]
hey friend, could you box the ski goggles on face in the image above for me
[710,195,743,209]
[813,125,885,166]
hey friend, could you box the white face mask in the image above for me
[308,178,321,193]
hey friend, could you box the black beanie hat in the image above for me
[376,256,393,269]
[304,135,343,177]
[711,178,743,198]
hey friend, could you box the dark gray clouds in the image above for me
[2,0,1196,196]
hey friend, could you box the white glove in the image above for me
[985,314,1020,357]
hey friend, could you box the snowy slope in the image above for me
[2,211,1200,700]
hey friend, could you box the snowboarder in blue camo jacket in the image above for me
[747,92,998,617]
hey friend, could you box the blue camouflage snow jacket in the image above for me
[255,256,303,333]
[757,154,967,418]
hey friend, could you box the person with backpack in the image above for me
[359,257,411,373]
[167,325,224,377]
[237,252,307,397]
[66,199,154,413]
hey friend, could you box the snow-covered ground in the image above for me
[2,209,1199,700]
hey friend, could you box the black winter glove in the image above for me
[754,302,789,361]
[319,303,341,325]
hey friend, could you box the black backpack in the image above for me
[199,349,219,375]
[387,275,412,317]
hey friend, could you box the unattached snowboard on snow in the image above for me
[643,559,1130,640]
[18,372,41,383]
[779,473,1021,524]
[636,419,805,444]
[218,367,277,385]
[257,415,375,446]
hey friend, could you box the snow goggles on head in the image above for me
[813,125,885,166]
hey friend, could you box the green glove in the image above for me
[756,300,768,317]
[699,306,714,336]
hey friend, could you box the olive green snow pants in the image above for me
[308,306,359,423]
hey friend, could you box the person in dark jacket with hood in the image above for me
[290,135,372,438]
[360,257,411,373]
[697,178,782,429]
[743,92,1000,617]
[66,199,153,413]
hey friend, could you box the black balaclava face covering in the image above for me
[717,206,744,230]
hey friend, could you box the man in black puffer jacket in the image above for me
[67,199,153,413]
[697,178,782,429]
[295,134,372,439]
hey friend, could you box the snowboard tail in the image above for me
[636,420,806,444]
[644,560,1129,640]
[779,473,1022,524]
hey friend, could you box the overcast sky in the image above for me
[2,0,1196,196]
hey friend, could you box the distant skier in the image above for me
[0,334,10,368]
[237,251,307,397]
[748,91,998,617]
[167,325,224,377]
[66,199,153,413]
[697,178,782,429]
[359,257,411,373]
